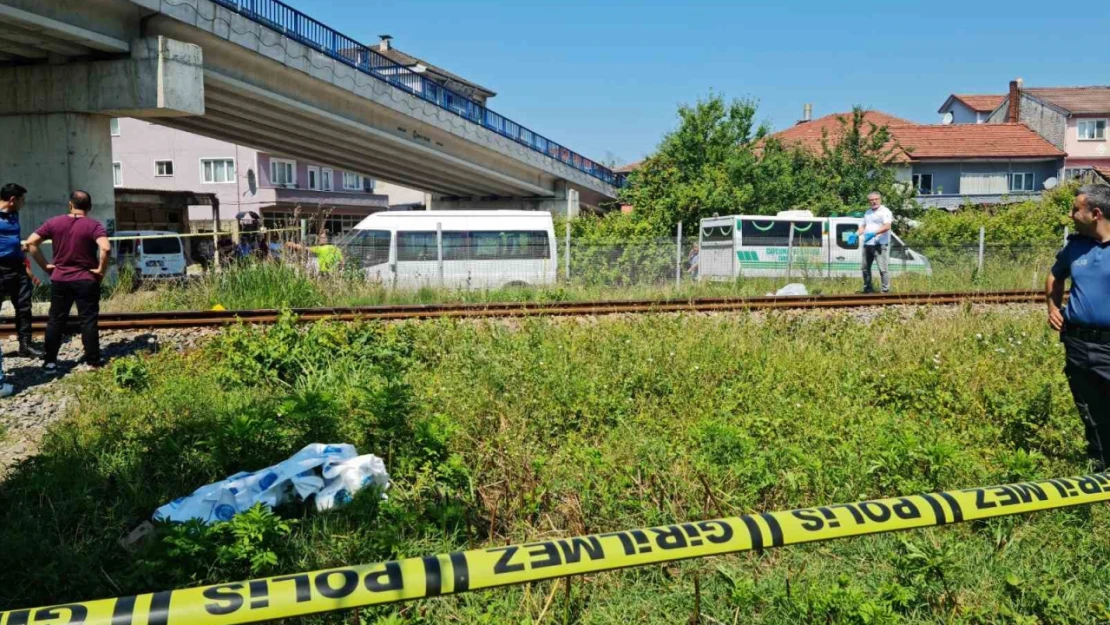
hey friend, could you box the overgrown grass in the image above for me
[3,306,1106,623]
[102,246,1055,314]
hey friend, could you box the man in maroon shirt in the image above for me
[26,190,110,370]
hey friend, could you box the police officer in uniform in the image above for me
[1047,184,1110,471]
[0,183,42,357]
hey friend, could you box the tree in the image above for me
[809,107,915,218]
[618,95,766,233]
[617,97,915,235]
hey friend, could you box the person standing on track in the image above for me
[1047,184,1110,471]
[857,191,894,293]
[26,190,111,371]
[0,183,43,360]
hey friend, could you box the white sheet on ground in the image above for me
[153,443,390,524]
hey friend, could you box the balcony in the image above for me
[270,187,389,211]
[917,191,1042,211]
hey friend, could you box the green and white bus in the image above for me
[697,211,931,279]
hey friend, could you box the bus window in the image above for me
[397,232,438,261]
[470,232,501,259]
[742,220,789,246]
[470,231,550,260]
[503,231,550,259]
[790,221,823,247]
[701,224,733,242]
[835,224,859,250]
[117,239,136,257]
[398,230,551,261]
[443,232,470,261]
[346,229,391,265]
[741,220,823,247]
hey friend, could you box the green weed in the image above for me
[1,307,1106,624]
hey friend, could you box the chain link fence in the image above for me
[221,220,1063,301]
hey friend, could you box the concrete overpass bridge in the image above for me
[0,0,622,230]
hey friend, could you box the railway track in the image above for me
[0,290,1043,334]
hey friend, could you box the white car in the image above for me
[112,230,188,280]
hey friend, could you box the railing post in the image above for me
[212,205,221,273]
[977,226,985,274]
[436,221,444,288]
[786,222,795,281]
[675,221,682,289]
[564,220,571,283]
[732,221,738,279]
[826,217,832,279]
[697,221,703,283]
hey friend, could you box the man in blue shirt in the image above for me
[1047,184,1110,470]
[0,183,44,397]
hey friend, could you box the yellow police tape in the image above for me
[4,472,1110,625]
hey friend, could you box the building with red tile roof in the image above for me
[767,109,1065,209]
[937,95,1006,124]
[987,80,1110,179]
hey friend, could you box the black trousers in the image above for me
[0,260,34,345]
[1062,334,1110,470]
[44,280,100,365]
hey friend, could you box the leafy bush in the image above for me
[905,184,1076,247]
[140,505,295,581]
[561,214,676,286]
[111,355,151,391]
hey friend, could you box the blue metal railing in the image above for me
[209,0,624,188]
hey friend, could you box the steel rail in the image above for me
[0,290,1043,334]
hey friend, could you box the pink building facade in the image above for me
[110,118,427,234]
[987,84,1110,182]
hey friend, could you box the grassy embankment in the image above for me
[3,303,1105,623]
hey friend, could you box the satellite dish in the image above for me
[1043,177,1058,190]
[941,112,954,125]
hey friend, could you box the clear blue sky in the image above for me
[294,0,1109,167]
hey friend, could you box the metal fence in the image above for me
[208,0,622,187]
[323,223,1060,296]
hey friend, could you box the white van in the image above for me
[698,211,931,279]
[342,211,557,289]
[112,231,188,279]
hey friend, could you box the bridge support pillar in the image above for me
[0,36,203,251]
[0,113,117,240]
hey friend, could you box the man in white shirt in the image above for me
[856,191,894,293]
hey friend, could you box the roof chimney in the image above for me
[1007,78,1022,123]
[378,34,392,52]
[797,103,813,125]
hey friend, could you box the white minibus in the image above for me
[343,211,557,289]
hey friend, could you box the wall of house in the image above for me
[256,153,376,192]
[986,99,1009,124]
[113,119,426,221]
[1017,96,1067,149]
[112,118,263,221]
[942,101,981,124]
[911,160,1061,195]
[1065,115,1110,159]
